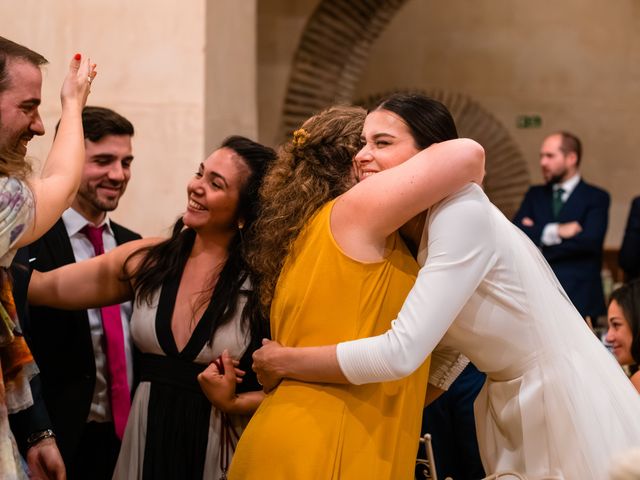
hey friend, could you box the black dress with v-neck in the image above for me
[112,273,259,480]
[141,275,215,479]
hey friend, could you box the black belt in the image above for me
[139,353,206,394]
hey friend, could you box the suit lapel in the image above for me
[110,221,140,246]
[33,219,76,267]
[543,185,555,221]
[111,222,126,246]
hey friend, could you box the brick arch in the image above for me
[281,0,530,216]
[279,0,409,139]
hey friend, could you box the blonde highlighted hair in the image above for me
[0,149,32,179]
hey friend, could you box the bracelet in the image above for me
[26,429,56,447]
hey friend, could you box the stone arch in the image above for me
[279,0,409,139]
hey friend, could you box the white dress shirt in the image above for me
[62,208,134,423]
[540,173,581,246]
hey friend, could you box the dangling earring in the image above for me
[238,222,244,243]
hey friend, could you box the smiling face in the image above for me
[606,299,635,366]
[183,147,250,235]
[354,109,419,180]
[0,59,45,158]
[72,134,133,224]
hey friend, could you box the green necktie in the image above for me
[552,188,565,218]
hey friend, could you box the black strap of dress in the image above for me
[142,275,216,480]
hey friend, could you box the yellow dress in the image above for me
[229,200,431,479]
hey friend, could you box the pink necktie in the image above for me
[81,224,131,439]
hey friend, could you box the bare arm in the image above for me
[332,139,484,258]
[17,54,96,248]
[28,237,160,309]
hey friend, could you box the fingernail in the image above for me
[74,53,81,61]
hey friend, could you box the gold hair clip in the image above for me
[292,128,310,149]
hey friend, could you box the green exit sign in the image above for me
[516,115,542,128]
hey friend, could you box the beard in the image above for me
[546,174,564,185]
[0,118,30,160]
[76,184,125,215]
[544,167,568,186]
[0,118,32,176]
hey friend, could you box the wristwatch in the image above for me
[26,429,56,447]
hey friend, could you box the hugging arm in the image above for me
[333,139,485,252]
[27,238,159,310]
[254,186,495,386]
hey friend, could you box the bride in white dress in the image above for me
[251,93,640,479]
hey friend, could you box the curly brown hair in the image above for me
[247,105,366,312]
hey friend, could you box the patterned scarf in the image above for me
[0,176,37,477]
[0,268,36,479]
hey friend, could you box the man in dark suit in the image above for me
[619,196,640,281]
[513,131,610,321]
[16,106,140,479]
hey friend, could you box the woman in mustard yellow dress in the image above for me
[229,103,484,479]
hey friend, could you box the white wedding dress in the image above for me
[338,184,640,479]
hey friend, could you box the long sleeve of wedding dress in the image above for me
[337,185,496,385]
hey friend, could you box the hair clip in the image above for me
[292,128,310,149]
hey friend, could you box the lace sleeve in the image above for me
[428,344,469,390]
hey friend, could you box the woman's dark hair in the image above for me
[125,135,275,344]
[609,279,640,368]
[375,93,459,148]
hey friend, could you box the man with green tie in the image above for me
[513,131,610,321]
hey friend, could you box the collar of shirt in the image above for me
[553,173,581,202]
[62,207,114,238]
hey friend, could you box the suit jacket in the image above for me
[14,218,141,464]
[513,179,610,318]
[619,196,640,281]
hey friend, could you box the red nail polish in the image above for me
[74,53,81,61]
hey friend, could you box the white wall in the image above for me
[2,0,259,237]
